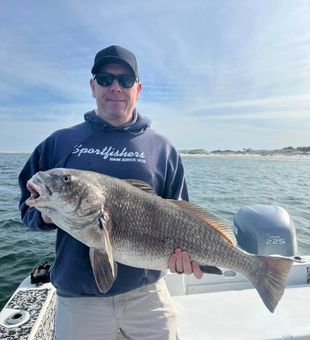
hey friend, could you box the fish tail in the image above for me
[249,255,294,313]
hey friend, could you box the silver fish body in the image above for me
[26,168,297,312]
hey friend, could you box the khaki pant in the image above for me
[54,279,177,340]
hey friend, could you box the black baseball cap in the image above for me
[91,45,139,79]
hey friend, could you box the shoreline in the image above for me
[1,151,310,161]
[180,152,310,160]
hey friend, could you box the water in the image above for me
[0,153,309,309]
[183,156,310,253]
[0,154,55,310]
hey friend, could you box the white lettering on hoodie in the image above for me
[72,144,146,162]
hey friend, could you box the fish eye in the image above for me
[63,175,71,183]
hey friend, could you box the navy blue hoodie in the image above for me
[19,110,189,297]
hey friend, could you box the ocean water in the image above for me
[0,153,309,309]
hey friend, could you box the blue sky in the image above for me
[1,0,310,152]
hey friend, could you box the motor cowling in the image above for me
[233,205,298,256]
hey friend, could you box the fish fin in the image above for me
[249,255,294,313]
[123,179,156,195]
[89,248,118,293]
[200,265,223,275]
[169,200,237,246]
[99,216,115,277]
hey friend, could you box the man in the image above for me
[19,45,202,340]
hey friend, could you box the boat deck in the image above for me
[165,256,310,340]
[173,285,310,340]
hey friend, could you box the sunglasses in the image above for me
[94,73,137,88]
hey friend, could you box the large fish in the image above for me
[25,168,298,312]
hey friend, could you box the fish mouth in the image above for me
[25,179,52,207]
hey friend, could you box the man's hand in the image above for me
[41,212,53,224]
[168,248,203,279]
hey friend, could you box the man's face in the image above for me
[90,63,142,126]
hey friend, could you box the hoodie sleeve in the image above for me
[18,118,100,231]
[162,148,189,201]
[18,140,57,231]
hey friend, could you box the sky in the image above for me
[1,0,310,152]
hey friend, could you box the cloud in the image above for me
[1,0,310,151]
[188,94,310,121]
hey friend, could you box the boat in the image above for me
[0,205,309,339]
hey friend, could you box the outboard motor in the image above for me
[233,205,298,256]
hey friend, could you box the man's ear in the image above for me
[90,78,96,98]
[136,82,142,100]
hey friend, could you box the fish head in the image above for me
[26,168,105,225]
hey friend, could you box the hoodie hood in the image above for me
[84,110,151,135]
